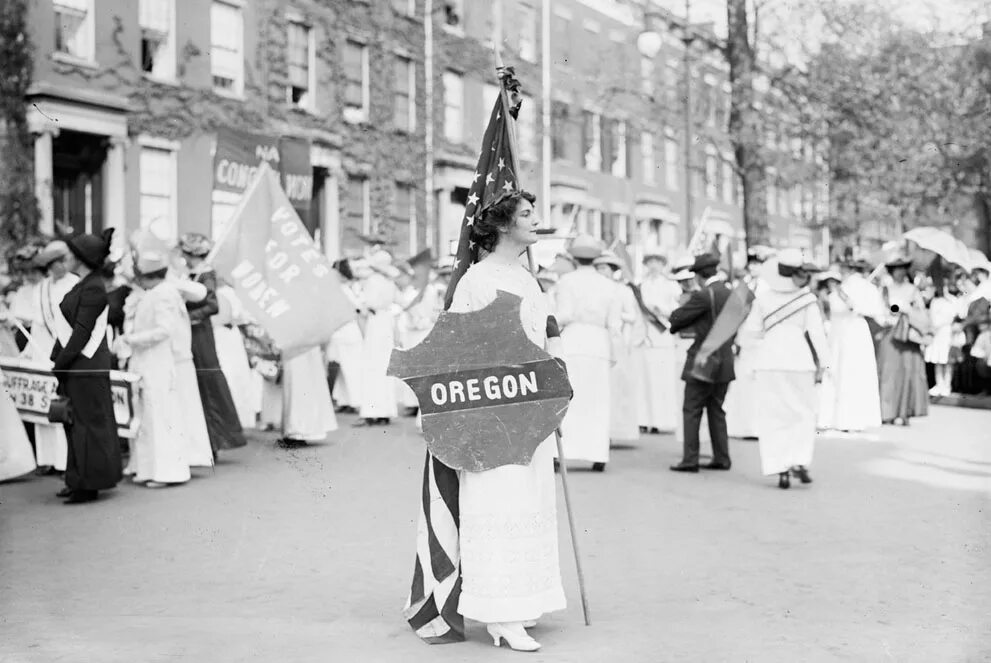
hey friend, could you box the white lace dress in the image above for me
[448,258,567,624]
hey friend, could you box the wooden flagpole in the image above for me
[494,12,591,627]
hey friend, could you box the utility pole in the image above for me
[682,0,694,243]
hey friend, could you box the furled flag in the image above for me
[403,66,524,645]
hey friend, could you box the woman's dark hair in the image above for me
[777,263,800,278]
[696,265,718,279]
[472,190,537,252]
[334,258,353,280]
[138,267,168,281]
[575,257,595,267]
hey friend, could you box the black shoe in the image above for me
[56,487,72,498]
[63,490,98,504]
[791,466,812,484]
[778,472,791,489]
[351,418,373,428]
[669,462,699,473]
[376,418,391,425]
[277,438,307,449]
[591,462,606,472]
[703,462,732,470]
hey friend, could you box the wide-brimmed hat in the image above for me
[135,250,170,276]
[642,251,666,264]
[179,233,213,258]
[691,253,721,272]
[593,251,622,269]
[367,249,400,279]
[816,269,842,284]
[672,268,696,281]
[777,248,805,269]
[885,255,913,270]
[33,240,71,268]
[567,234,604,260]
[67,229,115,270]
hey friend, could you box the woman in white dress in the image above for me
[0,368,37,482]
[817,266,883,432]
[635,256,682,434]
[354,251,400,426]
[212,283,258,429]
[327,260,364,413]
[594,252,641,442]
[448,190,565,652]
[278,344,338,448]
[747,250,830,489]
[119,252,196,486]
[925,284,959,397]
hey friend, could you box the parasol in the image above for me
[903,227,971,269]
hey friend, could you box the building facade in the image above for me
[22,0,826,266]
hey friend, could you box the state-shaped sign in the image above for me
[388,291,573,472]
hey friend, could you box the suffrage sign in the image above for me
[214,128,313,211]
[0,357,142,439]
[388,291,573,472]
[207,163,355,358]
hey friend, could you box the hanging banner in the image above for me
[213,128,312,210]
[206,163,354,358]
[0,357,142,439]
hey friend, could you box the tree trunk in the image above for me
[725,0,769,247]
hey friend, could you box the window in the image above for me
[443,0,463,32]
[392,0,415,17]
[394,182,416,252]
[287,20,315,109]
[394,56,415,131]
[641,56,654,97]
[582,110,601,171]
[139,146,177,241]
[211,1,244,95]
[610,121,627,177]
[551,100,570,161]
[344,40,369,121]
[443,71,464,143]
[642,132,656,185]
[518,3,537,61]
[664,133,679,190]
[53,0,94,61]
[140,0,175,79]
[346,174,370,235]
[517,95,536,160]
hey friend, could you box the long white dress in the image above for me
[328,282,364,410]
[358,273,399,420]
[26,274,77,470]
[818,275,883,432]
[924,295,959,365]
[122,283,194,484]
[747,270,830,476]
[395,282,443,409]
[556,266,622,464]
[610,283,641,441]
[212,285,258,429]
[635,276,681,432]
[282,345,338,441]
[0,370,36,482]
[449,258,566,623]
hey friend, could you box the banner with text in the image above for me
[207,163,354,358]
[213,127,312,211]
[0,357,142,438]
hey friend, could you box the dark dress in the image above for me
[51,272,122,491]
[186,270,246,451]
[668,280,736,467]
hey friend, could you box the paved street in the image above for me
[1,405,989,662]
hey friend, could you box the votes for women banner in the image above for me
[206,163,355,358]
[0,357,141,438]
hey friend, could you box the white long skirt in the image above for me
[458,437,566,623]
[127,353,191,484]
[33,422,68,471]
[610,345,641,441]
[282,347,337,441]
[359,313,398,420]
[214,325,258,429]
[558,354,611,464]
[259,376,283,430]
[633,340,678,432]
[756,370,817,475]
[175,359,214,467]
[724,347,760,438]
[0,386,36,481]
[818,316,881,432]
[330,321,364,409]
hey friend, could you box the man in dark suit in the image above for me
[667,253,735,473]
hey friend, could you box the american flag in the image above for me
[403,67,523,645]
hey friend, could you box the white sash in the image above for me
[762,291,818,333]
[43,280,109,359]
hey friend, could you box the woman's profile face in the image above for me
[503,198,539,247]
[892,267,908,283]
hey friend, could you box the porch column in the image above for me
[322,173,341,260]
[33,126,57,236]
[103,136,127,253]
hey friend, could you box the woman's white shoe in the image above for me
[487,622,541,652]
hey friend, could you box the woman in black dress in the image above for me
[52,230,122,504]
[178,233,246,455]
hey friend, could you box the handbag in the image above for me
[47,396,73,425]
[892,313,912,343]
[688,289,724,383]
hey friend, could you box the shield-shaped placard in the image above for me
[388,291,572,472]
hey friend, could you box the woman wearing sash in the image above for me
[51,230,122,504]
[747,250,829,489]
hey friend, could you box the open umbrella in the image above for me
[903,227,971,269]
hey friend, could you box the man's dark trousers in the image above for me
[681,378,731,466]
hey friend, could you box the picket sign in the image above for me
[0,357,142,439]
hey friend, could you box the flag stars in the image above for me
[485,172,495,186]
[497,158,506,170]
[453,258,461,269]
[502,180,515,192]
[467,192,479,207]
[466,214,475,226]
[471,171,481,184]
[468,240,476,250]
